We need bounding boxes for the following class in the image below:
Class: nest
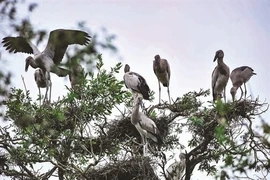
[85,156,160,180]
[74,115,169,155]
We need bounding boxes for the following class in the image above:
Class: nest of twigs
[85,156,160,180]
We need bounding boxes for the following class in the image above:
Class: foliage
[0,1,270,180]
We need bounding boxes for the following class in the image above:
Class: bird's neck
[131,102,140,124]
[30,59,39,69]
[154,60,162,72]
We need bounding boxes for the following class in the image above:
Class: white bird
[69,63,85,99]
[166,153,186,180]
[124,64,150,100]
[131,95,162,156]
[2,29,91,96]
[153,54,171,104]
[230,66,256,101]
[34,69,51,105]
[212,50,230,102]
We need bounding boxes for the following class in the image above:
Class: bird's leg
[141,135,146,156]
[44,85,49,104]
[223,87,226,103]
[49,80,52,103]
[167,86,171,104]
[244,83,247,99]
[158,81,161,104]
[38,87,41,106]
[239,86,243,101]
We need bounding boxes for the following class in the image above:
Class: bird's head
[25,56,33,72]
[135,94,143,105]
[214,50,224,62]
[154,54,160,61]
[230,87,237,102]
[124,64,130,73]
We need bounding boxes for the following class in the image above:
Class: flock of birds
[1,29,257,180]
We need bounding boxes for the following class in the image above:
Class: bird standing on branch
[153,54,171,104]
[69,63,85,99]
[131,95,162,156]
[123,64,150,100]
[212,50,230,102]
[34,68,51,105]
[230,66,256,101]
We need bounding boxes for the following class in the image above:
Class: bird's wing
[165,59,171,80]
[211,66,219,97]
[123,73,139,90]
[44,29,91,64]
[133,72,150,100]
[2,37,40,55]
[138,112,159,135]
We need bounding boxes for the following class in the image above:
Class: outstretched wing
[44,29,91,64]
[2,37,40,55]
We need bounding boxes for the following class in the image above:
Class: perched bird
[2,29,91,96]
[131,95,162,156]
[220,170,229,180]
[34,68,51,105]
[69,64,84,89]
[166,153,186,180]
[212,50,230,102]
[230,66,256,101]
[153,54,171,104]
[123,64,150,100]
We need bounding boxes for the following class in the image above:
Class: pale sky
[1,0,270,179]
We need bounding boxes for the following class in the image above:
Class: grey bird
[34,68,51,105]
[153,54,171,104]
[69,64,85,99]
[212,50,230,102]
[2,29,91,92]
[166,153,186,180]
[131,95,162,156]
[220,170,229,180]
[124,64,150,100]
[230,66,256,101]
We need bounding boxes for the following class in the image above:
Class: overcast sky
[1,0,270,179]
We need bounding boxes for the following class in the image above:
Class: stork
[166,153,186,180]
[153,54,171,104]
[2,29,91,94]
[230,66,256,101]
[34,68,51,105]
[220,170,229,180]
[131,95,162,156]
[69,63,85,99]
[212,50,230,102]
[123,64,150,100]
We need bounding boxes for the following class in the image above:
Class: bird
[2,29,91,97]
[212,50,230,103]
[123,64,150,100]
[153,54,171,104]
[230,66,256,101]
[166,153,186,180]
[131,95,162,156]
[34,68,51,105]
[220,170,229,180]
[69,63,85,99]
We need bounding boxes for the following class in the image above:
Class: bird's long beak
[213,55,218,62]
[25,60,30,72]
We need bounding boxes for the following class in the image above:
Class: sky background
[1,0,270,179]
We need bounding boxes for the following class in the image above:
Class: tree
[0,1,269,180]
